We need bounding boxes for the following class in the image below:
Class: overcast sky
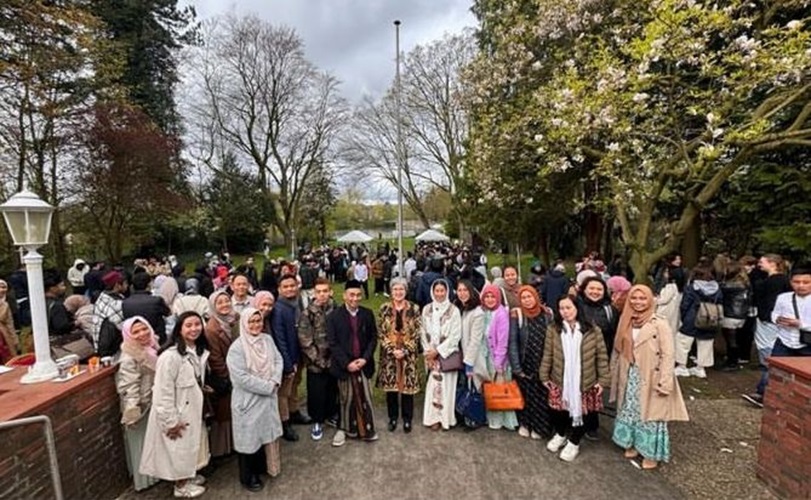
[190,0,476,102]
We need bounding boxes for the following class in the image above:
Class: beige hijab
[239,307,273,379]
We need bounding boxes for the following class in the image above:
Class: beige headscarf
[614,284,656,364]
[239,307,273,380]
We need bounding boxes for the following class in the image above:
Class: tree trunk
[680,218,701,269]
[602,217,614,262]
[535,232,550,267]
[628,249,654,286]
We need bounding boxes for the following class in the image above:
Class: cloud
[190,0,475,101]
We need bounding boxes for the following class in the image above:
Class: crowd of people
[0,246,808,497]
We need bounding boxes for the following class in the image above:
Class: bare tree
[187,15,346,248]
[341,94,431,229]
[341,32,474,231]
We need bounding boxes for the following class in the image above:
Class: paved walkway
[120,407,682,500]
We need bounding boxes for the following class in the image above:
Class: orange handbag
[482,379,525,411]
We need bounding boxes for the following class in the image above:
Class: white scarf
[428,282,452,344]
[561,321,584,426]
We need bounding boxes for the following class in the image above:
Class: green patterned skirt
[612,365,670,462]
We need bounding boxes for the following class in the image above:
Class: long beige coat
[115,340,156,425]
[139,346,210,481]
[460,307,489,390]
[609,316,689,422]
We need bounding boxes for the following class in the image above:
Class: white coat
[656,283,681,349]
[227,336,284,454]
[139,346,209,481]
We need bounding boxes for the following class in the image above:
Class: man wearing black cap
[326,279,378,446]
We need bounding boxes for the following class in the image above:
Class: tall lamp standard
[394,19,405,278]
[0,189,58,384]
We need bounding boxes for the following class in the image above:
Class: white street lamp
[0,189,58,384]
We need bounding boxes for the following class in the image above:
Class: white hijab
[428,279,452,343]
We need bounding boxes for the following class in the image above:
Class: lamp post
[0,189,58,384]
[394,20,405,278]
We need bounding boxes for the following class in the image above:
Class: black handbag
[792,294,811,345]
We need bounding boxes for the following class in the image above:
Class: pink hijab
[121,316,159,368]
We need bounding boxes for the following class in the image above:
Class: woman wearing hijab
[115,316,160,491]
[455,280,488,392]
[0,280,17,362]
[377,277,421,433]
[253,290,275,333]
[421,279,462,431]
[481,284,518,431]
[227,307,283,492]
[540,295,610,462]
[509,286,552,439]
[205,290,239,459]
[611,285,689,469]
[139,312,210,498]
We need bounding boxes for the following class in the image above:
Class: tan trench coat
[609,316,689,422]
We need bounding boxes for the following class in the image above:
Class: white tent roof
[415,229,450,242]
[337,230,374,243]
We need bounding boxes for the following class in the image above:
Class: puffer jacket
[679,280,723,339]
[721,282,750,320]
[539,322,610,391]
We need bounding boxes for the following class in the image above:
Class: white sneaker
[518,426,530,438]
[530,431,542,440]
[332,429,346,447]
[189,475,206,486]
[174,483,205,498]
[690,366,707,379]
[559,442,580,462]
[674,365,691,377]
[546,434,568,453]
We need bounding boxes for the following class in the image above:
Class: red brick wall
[757,358,811,499]
[0,371,130,499]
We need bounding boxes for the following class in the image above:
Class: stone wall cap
[768,356,811,379]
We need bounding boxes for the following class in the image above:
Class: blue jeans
[760,339,811,395]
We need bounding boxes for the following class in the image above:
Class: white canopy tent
[415,229,450,242]
[337,230,374,243]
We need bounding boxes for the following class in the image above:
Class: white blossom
[607,142,620,152]
[786,20,803,31]
[534,134,544,142]
[632,92,650,102]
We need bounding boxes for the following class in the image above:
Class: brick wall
[757,357,811,499]
[0,371,129,499]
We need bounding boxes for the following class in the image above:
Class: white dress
[421,301,462,429]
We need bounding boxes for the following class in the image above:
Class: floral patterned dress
[376,301,421,395]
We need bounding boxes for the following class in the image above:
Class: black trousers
[737,317,756,362]
[374,278,385,294]
[722,327,740,365]
[237,449,265,485]
[551,410,598,446]
[386,392,414,422]
[307,370,338,424]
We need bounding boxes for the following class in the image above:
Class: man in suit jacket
[326,279,378,446]
[122,271,171,344]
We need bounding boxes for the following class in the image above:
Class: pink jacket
[486,305,510,371]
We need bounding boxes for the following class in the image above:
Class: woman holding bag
[611,285,689,470]
[227,307,284,492]
[115,316,160,491]
[540,295,610,462]
[481,284,518,431]
[509,286,552,440]
[421,279,462,431]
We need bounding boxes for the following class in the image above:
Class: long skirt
[124,417,160,491]
[423,367,458,429]
[612,365,671,462]
[516,376,551,437]
[337,373,376,437]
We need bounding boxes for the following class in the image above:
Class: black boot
[282,421,299,442]
[237,453,253,488]
[290,411,312,425]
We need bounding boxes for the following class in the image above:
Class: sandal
[624,448,640,459]
[641,459,659,470]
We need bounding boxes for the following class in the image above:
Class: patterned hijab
[614,284,656,363]
[239,307,273,379]
[209,290,238,334]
